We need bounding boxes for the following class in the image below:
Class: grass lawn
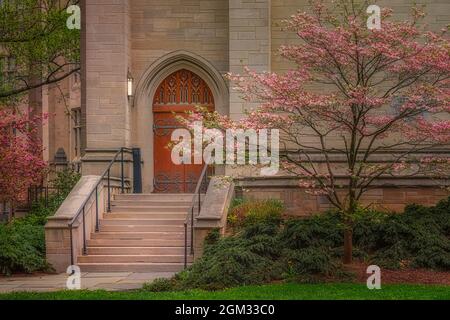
[1,283,449,300]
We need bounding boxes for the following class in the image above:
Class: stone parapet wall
[194,177,235,260]
[45,176,124,273]
[237,183,449,216]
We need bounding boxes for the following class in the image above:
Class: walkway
[0,272,175,293]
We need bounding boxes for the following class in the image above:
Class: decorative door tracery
[153,69,214,193]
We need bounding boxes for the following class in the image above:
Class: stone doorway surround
[131,51,230,193]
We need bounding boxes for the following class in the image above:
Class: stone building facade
[38,0,450,215]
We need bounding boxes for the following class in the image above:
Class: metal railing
[184,164,213,268]
[27,186,61,209]
[68,147,135,266]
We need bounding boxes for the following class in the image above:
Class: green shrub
[204,228,221,245]
[352,197,450,270]
[283,247,338,279]
[281,213,343,249]
[142,197,450,291]
[181,232,284,291]
[0,169,80,275]
[228,199,284,229]
[144,217,286,291]
[52,169,82,197]
[0,224,49,275]
[145,201,341,291]
[142,278,179,292]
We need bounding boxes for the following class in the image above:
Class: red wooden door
[153,69,214,193]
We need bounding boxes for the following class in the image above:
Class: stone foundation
[237,184,449,216]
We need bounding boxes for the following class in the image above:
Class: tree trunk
[343,227,353,264]
[344,193,356,264]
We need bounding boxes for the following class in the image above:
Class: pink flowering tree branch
[0,108,48,209]
[186,0,450,264]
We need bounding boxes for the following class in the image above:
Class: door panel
[153,69,214,193]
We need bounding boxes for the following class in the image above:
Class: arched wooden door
[153,69,214,193]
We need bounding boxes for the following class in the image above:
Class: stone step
[105,212,187,219]
[87,246,187,255]
[99,225,185,233]
[77,262,186,273]
[111,200,193,207]
[87,239,185,247]
[80,193,198,271]
[110,206,190,213]
[77,255,192,264]
[100,219,185,226]
[114,194,196,201]
[91,231,184,240]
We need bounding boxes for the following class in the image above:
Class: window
[0,56,15,82]
[0,202,11,224]
[71,108,82,158]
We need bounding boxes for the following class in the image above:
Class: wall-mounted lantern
[127,71,133,98]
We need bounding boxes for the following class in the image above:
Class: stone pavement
[0,272,175,293]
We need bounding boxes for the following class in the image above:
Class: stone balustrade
[45,176,124,273]
[193,177,235,259]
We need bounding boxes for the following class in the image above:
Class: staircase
[77,193,195,272]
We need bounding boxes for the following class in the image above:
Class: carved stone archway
[131,51,229,192]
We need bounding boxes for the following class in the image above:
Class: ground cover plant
[144,197,450,292]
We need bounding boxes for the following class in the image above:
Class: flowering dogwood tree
[0,109,47,209]
[190,1,450,263]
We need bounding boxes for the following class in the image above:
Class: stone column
[82,0,132,175]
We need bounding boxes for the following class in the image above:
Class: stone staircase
[77,194,195,272]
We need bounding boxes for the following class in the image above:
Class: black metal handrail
[27,186,61,209]
[184,163,212,268]
[68,147,134,266]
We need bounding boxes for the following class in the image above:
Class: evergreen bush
[142,197,450,291]
[0,169,80,275]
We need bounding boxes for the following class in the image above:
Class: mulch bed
[347,263,450,286]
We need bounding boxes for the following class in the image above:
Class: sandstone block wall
[79,0,449,193]
[240,185,449,216]
[130,0,229,83]
[229,0,271,119]
[271,0,450,73]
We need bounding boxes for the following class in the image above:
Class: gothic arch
[134,50,229,115]
[131,51,229,192]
